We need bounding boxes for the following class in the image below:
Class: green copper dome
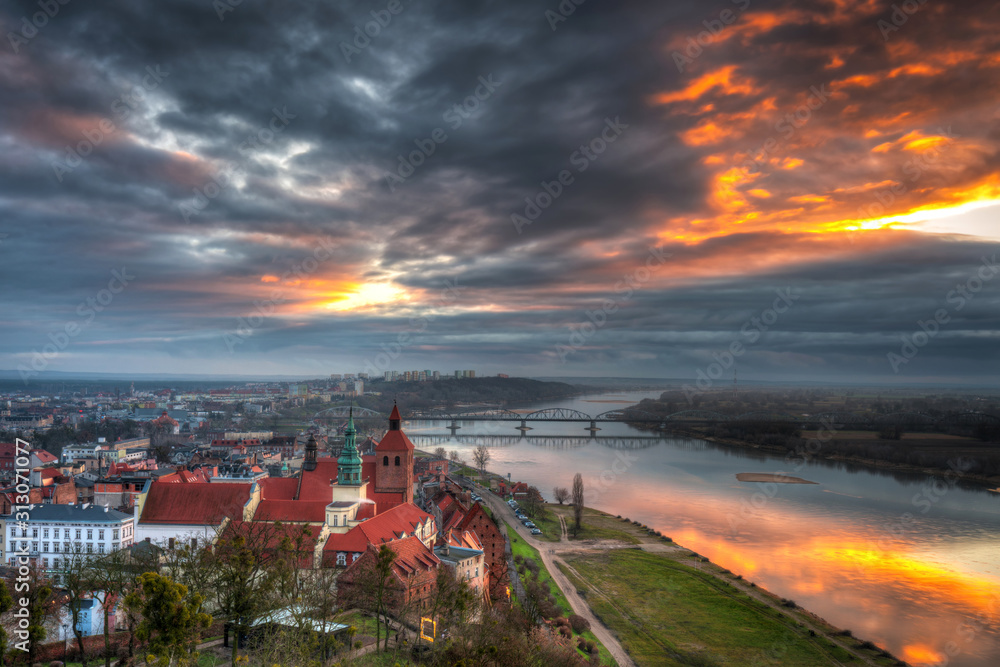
[337,407,363,485]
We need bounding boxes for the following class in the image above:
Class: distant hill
[361,377,580,412]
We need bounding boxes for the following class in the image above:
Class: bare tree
[448,450,460,463]
[433,446,448,460]
[473,444,491,480]
[572,473,584,532]
[553,487,570,505]
[339,544,398,652]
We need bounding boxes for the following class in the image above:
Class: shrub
[569,614,590,634]
[780,599,797,608]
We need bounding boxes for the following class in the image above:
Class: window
[31,542,38,553]
[87,529,93,540]
[98,544,104,554]
[168,538,175,550]
[53,543,59,553]
[98,530,104,540]
[86,543,93,553]
[191,538,198,550]
[113,529,119,540]
[42,528,49,539]
[42,542,48,552]
[332,515,338,527]
[32,528,37,538]
[20,528,26,538]
[42,558,47,567]
[336,553,346,566]
[75,529,81,539]
[394,456,400,466]
[382,456,388,466]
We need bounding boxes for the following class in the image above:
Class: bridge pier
[517,418,532,432]
[448,419,461,435]
[586,420,600,433]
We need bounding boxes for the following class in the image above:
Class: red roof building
[337,536,440,614]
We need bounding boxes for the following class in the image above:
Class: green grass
[559,549,856,666]
[525,505,563,541]
[505,522,613,666]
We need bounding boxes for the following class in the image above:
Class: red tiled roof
[389,404,401,421]
[140,481,251,524]
[32,449,57,463]
[323,503,433,553]
[254,499,328,523]
[258,476,299,499]
[387,536,440,578]
[375,429,414,452]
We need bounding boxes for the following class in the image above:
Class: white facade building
[7,504,135,579]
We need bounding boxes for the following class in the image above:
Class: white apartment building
[7,504,135,579]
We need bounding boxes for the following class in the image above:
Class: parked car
[531,528,542,535]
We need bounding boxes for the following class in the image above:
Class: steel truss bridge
[408,407,1000,433]
[409,433,673,450]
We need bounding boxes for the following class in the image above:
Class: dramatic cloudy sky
[2,0,999,383]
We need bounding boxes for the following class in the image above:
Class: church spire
[389,400,401,431]
[337,405,362,485]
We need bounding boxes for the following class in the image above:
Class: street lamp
[63,622,69,662]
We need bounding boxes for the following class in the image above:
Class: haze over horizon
[2,0,999,384]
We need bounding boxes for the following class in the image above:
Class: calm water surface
[407,391,1000,667]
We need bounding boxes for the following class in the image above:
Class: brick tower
[374,403,414,503]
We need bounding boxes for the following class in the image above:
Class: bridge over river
[312,403,1000,435]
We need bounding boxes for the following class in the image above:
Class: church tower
[337,408,363,485]
[374,403,414,503]
[303,433,317,471]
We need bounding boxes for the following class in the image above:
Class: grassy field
[558,549,905,667]
[535,504,644,544]
[506,522,614,665]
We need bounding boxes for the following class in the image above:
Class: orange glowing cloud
[652,66,757,106]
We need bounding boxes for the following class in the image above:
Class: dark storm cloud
[1,0,999,381]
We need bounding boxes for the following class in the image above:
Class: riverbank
[681,430,1000,489]
[457,459,909,667]
[530,503,909,667]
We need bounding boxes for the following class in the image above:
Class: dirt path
[477,486,892,667]
[481,490,636,667]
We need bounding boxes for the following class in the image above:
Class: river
[404,390,1000,667]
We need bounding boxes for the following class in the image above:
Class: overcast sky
[2,0,999,384]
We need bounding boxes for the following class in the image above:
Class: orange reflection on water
[902,643,946,666]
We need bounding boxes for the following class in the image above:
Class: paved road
[476,486,637,667]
